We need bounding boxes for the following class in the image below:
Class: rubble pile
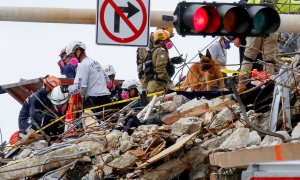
[1,93,300,179]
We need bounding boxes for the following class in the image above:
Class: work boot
[237,84,247,93]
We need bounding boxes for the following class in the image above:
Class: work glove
[61,84,69,93]
[171,55,184,64]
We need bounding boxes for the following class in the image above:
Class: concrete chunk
[248,131,261,146]
[220,128,250,150]
[171,117,203,136]
[107,153,137,170]
[160,101,177,113]
[292,126,300,138]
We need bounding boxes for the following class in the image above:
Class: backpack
[137,47,175,80]
[136,48,148,79]
[136,47,156,79]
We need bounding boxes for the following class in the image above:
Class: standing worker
[208,36,231,70]
[57,47,78,78]
[237,0,300,93]
[61,41,111,114]
[146,29,184,94]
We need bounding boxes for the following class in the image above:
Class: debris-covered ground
[2,84,300,180]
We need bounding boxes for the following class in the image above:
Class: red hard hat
[43,75,62,91]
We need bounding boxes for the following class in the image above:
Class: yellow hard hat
[153,29,171,42]
[157,27,174,35]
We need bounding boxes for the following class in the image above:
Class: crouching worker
[18,75,61,134]
[43,86,70,138]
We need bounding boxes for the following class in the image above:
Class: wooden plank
[162,100,236,125]
[209,142,300,168]
[139,130,200,169]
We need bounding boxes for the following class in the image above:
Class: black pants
[84,95,111,115]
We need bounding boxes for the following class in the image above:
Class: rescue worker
[57,47,67,75]
[146,29,184,94]
[44,86,70,136]
[58,47,78,78]
[61,41,111,115]
[121,79,141,100]
[104,64,122,101]
[237,0,300,93]
[208,36,231,69]
[137,27,175,90]
[18,75,61,133]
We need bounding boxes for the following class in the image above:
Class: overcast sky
[0,0,239,142]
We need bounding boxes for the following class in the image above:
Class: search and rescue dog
[181,50,225,91]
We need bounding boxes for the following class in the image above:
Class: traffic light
[173,2,280,37]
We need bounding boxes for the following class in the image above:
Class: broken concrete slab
[171,117,203,136]
[0,144,84,179]
[219,128,250,150]
[107,153,137,171]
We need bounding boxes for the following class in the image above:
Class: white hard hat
[66,41,86,56]
[49,86,70,105]
[121,79,141,90]
[104,64,116,76]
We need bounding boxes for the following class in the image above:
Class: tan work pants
[240,33,279,80]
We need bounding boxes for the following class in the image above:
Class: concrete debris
[160,101,178,113]
[177,98,207,112]
[3,91,300,179]
[292,125,300,138]
[120,140,133,153]
[249,131,261,146]
[173,95,189,108]
[220,128,250,150]
[137,124,158,132]
[107,153,137,171]
[171,117,203,136]
[260,131,291,147]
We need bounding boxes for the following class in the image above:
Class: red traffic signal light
[173,2,280,37]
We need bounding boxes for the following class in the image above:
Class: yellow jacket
[247,0,299,13]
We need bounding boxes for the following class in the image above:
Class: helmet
[157,27,174,36]
[104,64,116,76]
[121,79,141,90]
[153,29,171,42]
[66,41,86,56]
[49,86,69,105]
[43,75,61,90]
[59,47,67,58]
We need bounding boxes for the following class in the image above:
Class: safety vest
[247,0,299,13]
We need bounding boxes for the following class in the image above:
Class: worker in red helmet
[18,75,61,134]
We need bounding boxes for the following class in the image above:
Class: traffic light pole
[0,6,174,28]
[0,6,299,33]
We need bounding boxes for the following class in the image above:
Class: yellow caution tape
[219,69,248,75]
[36,72,251,134]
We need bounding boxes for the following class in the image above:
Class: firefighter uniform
[147,45,171,94]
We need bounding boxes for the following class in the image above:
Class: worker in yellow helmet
[146,29,184,93]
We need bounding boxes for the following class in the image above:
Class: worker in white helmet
[104,64,122,101]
